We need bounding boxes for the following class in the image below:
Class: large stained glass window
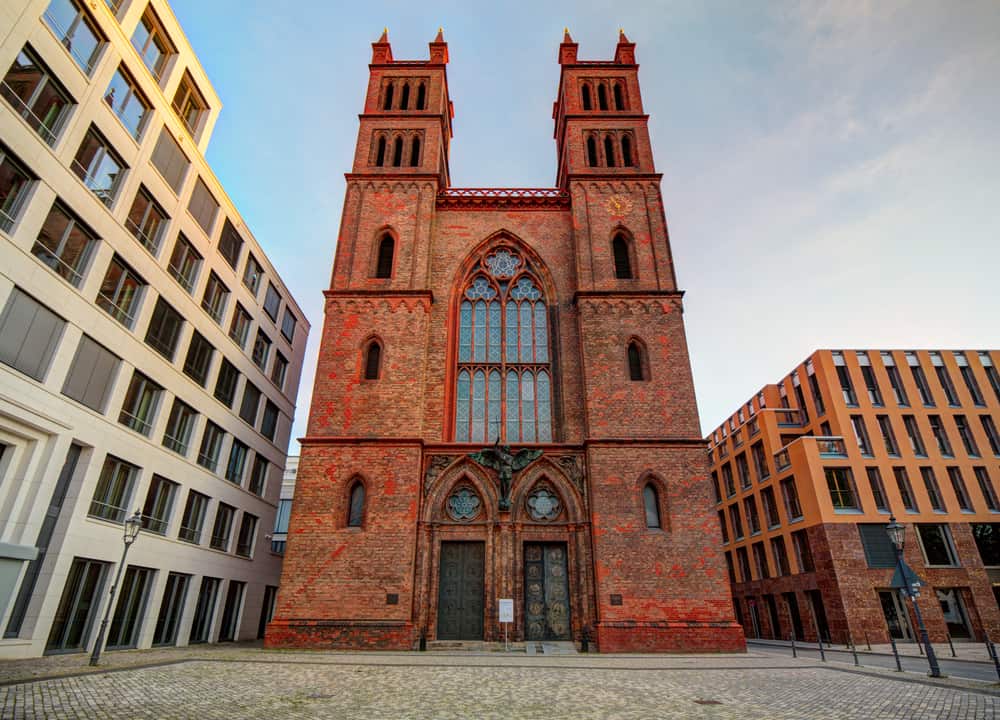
[455,247,552,443]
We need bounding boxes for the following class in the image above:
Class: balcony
[774,408,805,427]
[773,448,792,472]
[815,436,848,457]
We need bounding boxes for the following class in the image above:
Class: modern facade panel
[709,349,1000,645]
[0,0,309,658]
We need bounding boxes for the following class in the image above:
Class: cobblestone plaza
[1,645,997,719]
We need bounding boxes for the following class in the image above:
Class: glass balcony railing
[815,436,848,457]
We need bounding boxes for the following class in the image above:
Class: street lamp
[89,509,143,667]
[885,515,942,678]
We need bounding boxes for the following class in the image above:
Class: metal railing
[96,292,137,327]
[141,514,168,535]
[235,542,252,558]
[1,82,61,145]
[178,526,201,544]
[43,10,101,74]
[119,410,152,436]
[31,244,85,286]
[71,159,120,207]
[815,436,848,457]
[162,433,188,455]
[774,448,792,472]
[210,535,229,552]
[197,453,218,473]
[125,217,162,254]
[440,188,568,199]
[88,500,128,523]
[167,262,196,292]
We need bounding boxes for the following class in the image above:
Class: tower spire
[429,26,449,64]
[372,27,393,63]
[559,26,578,64]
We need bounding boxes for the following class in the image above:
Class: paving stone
[0,646,997,719]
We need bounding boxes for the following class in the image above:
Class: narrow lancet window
[604,136,616,167]
[644,484,661,528]
[613,82,625,110]
[628,341,646,381]
[587,136,598,167]
[613,234,633,279]
[416,83,426,110]
[582,84,592,110]
[375,234,394,278]
[621,135,633,167]
[410,137,421,167]
[364,341,381,380]
[348,481,365,527]
[392,137,403,166]
[375,136,386,166]
[400,83,410,110]
[598,83,608,110]
[383,83,394,110]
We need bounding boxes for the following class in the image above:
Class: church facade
[266,30,745,652]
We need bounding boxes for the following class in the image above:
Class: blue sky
[169,1,1000,450]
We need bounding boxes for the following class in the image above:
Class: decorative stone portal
[436,541,485,640]
[524,543,571,640]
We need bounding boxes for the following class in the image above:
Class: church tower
[268,30,743,653]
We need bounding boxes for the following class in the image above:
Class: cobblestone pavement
[1,646,998,719]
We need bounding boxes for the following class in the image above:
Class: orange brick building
[265,31,743,652]
[709,349,1000,646]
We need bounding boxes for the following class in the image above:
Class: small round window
[526,488,561,521]
[447,487,481,521]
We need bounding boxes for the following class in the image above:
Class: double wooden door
[524,543,571,641]
[437,542,485,640]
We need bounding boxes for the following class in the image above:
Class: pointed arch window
[364,340,382,380]
[612,233,632,279]
[416,83,426,110]
[375,135,387,166]
[410,136,421,167]
[597,83,608,110]
[454,247,552,444]
[392,136,403,166]
[586,136,598,167]
[621,135,633,167]
[643,483,661,528]
[400,83,410,110]
[383,83,394,110]
[581,84,592,110]
[347,480,365,527]
[628,340,648,381]
[613,82,625,110]
[375,234,394,278]
[604,136,616,167]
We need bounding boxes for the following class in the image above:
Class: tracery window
[454,246,553,443]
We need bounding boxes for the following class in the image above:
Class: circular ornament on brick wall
[447,487,482,521]
[526,488,561,521]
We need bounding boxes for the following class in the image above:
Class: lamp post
[89,509,143,667]
[885,515,942,678]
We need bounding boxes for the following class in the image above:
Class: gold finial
[619,27,624,33]
[439,26,443,33]
[384,26,388,33]
[564,27,569,33]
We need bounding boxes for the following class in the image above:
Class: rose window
[526,488,561,521]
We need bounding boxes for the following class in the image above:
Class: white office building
[0,0,309,658]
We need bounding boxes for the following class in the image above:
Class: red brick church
[266,29,744,652]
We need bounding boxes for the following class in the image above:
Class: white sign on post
[498,598,514,651]
[498,598,514,623]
